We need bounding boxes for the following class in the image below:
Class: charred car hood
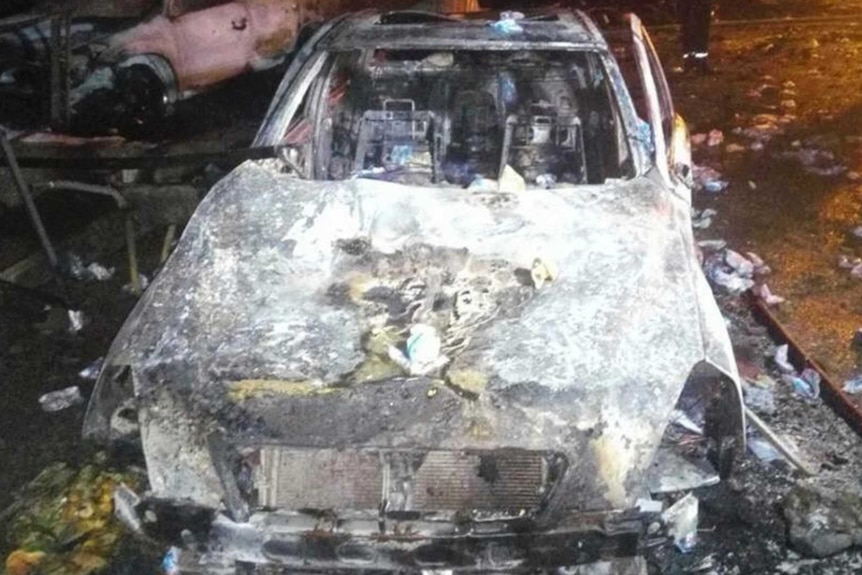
[86,161,740,511]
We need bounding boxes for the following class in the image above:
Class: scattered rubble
[784,485,862,558]
[2,458,147,575]
[663,493,699,553]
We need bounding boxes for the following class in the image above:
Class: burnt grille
[252,447,555,512]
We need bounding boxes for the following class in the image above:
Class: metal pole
[0,129,59,270]
[49,14,62,129]
[125,213,141,294]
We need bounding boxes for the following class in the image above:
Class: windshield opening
[279,48,635,188]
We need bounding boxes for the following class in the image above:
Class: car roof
[323,9,609,52]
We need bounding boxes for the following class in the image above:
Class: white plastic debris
[78,357,104,381]
[39,386,83,412]
[843,376,862,395]
[114,483,143,533]
[838,255,862,269]
[122,274,150,293]
[663,493,699,553]
[725,250,755,278]
[693,165,729,193]
[697,239,727,252]
[774,344,795,374]
[692,208,717,230]
[636,498,664,513]
[536,173,556,189]
[754,283,785,306]
[67,309,86,333]
[707,129,724,147]
[85,262,115,281]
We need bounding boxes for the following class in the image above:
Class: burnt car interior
[279,48,636,187]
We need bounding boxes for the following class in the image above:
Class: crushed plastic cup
[39,386,84,412]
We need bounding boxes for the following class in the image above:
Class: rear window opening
[280,49,634,188]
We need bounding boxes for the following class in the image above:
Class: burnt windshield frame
[301,47,640,186]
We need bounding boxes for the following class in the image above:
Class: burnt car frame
[84,9,744,573]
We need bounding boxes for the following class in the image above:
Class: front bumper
[180,509,650,572]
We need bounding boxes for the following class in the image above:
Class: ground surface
[5,0,862,573]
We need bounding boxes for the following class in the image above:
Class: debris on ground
[2,457,146,575]
[64,254,116,282]
[703,248,757,294]
[387,323,448,376]
[122,274,149,294]
[78,358,104,381]
[775,145,846,177]
[754,283,786,306]
[783,368,821,402]
[693,164,729,193]
[692,208,717,230]
[38,386,84,412]
[748,435,784,462]
[663,493,699,553]
[784,485,862,558]
[67,310,86,334]
[843,376,862,395]
[774,344,796,374]
[743,380,777,415]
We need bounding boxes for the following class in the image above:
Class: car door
[606,14,692,200]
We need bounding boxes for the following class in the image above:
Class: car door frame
[618,14,693,201]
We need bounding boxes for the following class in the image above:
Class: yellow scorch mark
[447,369,488,396]
[590,433,630,507]
[228,379,337,401]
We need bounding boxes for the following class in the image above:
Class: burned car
[84,9,745,573]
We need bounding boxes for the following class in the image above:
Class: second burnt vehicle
[84,9,745,573]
